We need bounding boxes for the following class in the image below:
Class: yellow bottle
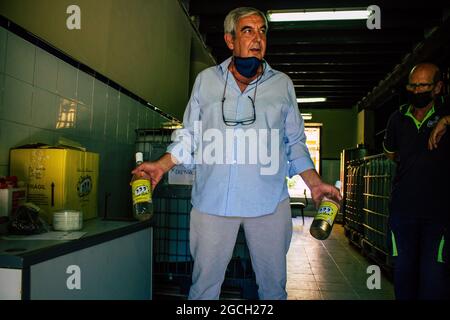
[310,181,341,240]
[131,152,153,221]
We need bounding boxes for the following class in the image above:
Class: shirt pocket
[198,101,224,130]
[254,100,286,130]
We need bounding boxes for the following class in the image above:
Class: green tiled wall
[0,26,170,217]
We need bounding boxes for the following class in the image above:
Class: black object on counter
[8,204,49,235]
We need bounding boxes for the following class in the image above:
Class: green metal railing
[344,153,396,267]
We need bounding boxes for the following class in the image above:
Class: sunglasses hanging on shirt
[221,60,265,126]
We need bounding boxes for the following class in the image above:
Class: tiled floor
[286,216,395,300]
[153,215,395,300]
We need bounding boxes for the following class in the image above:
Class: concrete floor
[287,216,395,300]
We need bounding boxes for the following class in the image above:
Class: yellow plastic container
[10,146,99,224]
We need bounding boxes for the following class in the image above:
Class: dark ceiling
[187,0,447,110]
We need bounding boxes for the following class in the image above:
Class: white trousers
[188,198,292,300]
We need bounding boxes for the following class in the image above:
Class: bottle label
[315,201,339,226]
[131,179,152,205]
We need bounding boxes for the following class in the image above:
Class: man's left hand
[310,183,342,209]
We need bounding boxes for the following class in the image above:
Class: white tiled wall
[0,26,171,217]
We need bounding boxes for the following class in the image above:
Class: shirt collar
[406,103,435,117]
[405,103,436,130]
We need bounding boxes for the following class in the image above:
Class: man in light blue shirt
[133,7,341,300]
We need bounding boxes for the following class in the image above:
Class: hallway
[286,216,395,300]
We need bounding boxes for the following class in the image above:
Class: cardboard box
[0,188,27,217]
[10,145,99,224]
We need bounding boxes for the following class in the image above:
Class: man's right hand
[131,153,176,190]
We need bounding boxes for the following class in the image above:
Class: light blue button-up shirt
[167,57,314,217]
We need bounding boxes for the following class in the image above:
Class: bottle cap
[135,152,143,163]
[334,180,341,189]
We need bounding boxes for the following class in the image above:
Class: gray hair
[224,7,268,36]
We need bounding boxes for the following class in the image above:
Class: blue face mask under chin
[233,56,262,78]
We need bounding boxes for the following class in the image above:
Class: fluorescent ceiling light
[267,9,371,22]
[297,97,327,103]
[301,113,313,120]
